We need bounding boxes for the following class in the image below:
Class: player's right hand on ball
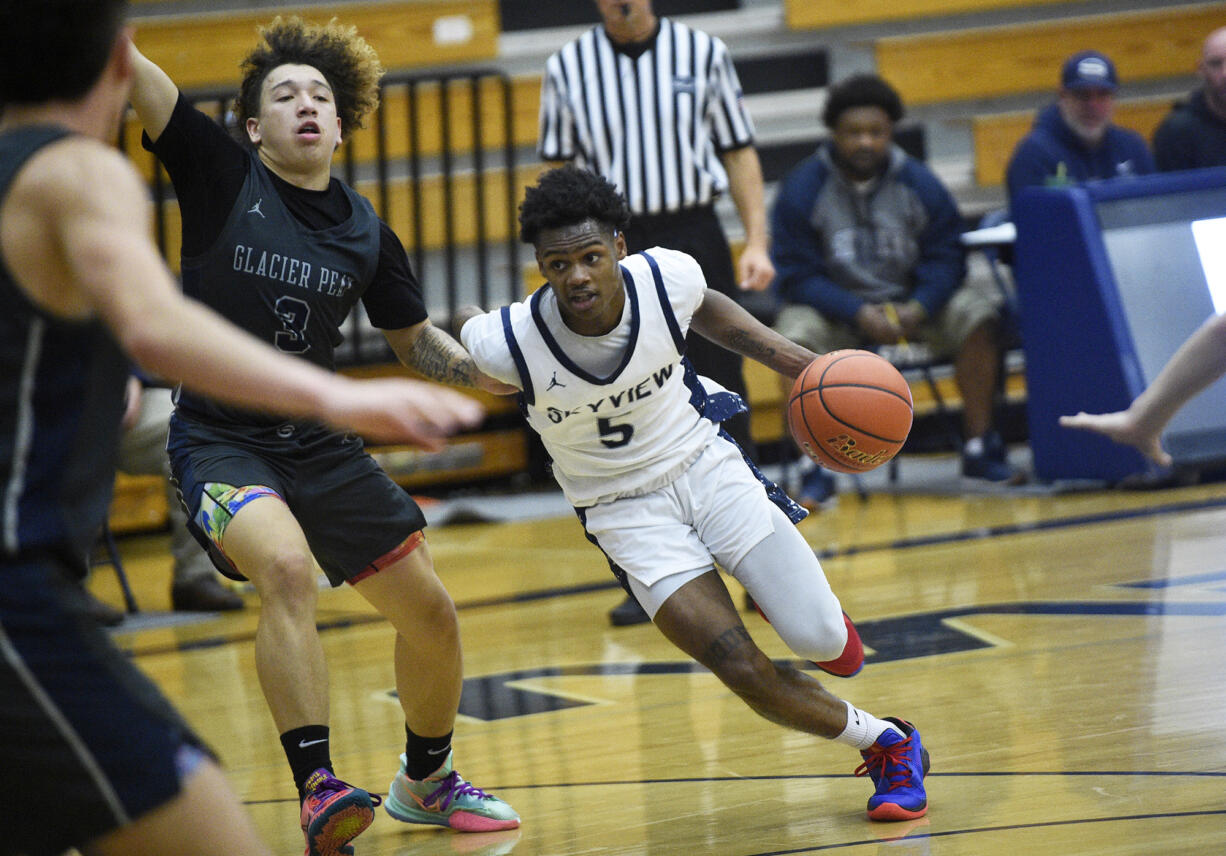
[326,377,484,449]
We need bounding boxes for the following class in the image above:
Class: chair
[90,523,139,614]
[876,340,964,485]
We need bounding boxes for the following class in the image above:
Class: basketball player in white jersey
[457,165,930,822]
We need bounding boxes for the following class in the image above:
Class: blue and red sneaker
[300,769,380,856]
[854,718,930,821]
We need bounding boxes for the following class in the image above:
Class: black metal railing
[121,67,522,367]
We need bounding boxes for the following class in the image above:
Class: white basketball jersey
[464,248,723,506]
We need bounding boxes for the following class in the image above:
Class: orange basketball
[787,349,914,474]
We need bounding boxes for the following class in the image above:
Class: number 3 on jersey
[598,416,634,448]
[274,295,311,354]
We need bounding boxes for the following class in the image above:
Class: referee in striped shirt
[539,0,775,626]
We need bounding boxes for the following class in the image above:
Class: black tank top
[0,126,129,568]
[176,150,381,429]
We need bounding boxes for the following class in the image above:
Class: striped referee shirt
[538,17,756,216]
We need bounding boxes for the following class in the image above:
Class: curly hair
[822,73,904,129]
[236,16,383,132]
[519,166,631,246]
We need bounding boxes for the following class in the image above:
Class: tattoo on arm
[408,326,479,387]
[722,326,779,366]
[701,626,754,669]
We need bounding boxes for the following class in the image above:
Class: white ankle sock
[963,435,986,456]
[834,701,898,750]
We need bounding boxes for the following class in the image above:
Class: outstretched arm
[1060,312,1226,465]
[384,320,518,394]
[13,138,480,448]
[690,288,815,379]
[126,37,179,142]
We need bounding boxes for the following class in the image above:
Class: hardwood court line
[1119,568,1226,588]
[233,767,1226,808]
[112,493,1226,660]
[415,770,1226,789]
[739,808,1226,855]
[811,494,1226,560]
[118,591,1226,662]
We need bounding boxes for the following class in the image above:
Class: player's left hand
[737,245,775,292]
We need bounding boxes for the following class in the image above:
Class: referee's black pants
[624,204,756,459]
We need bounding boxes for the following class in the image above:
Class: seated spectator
[118,375,245,612]
[1153,27,1226,171]
[771,74,1021,508]
[1006,50,1154,209]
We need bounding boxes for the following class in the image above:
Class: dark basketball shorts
[0,555,210,856]
[167,415,428,586]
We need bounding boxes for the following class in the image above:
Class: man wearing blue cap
[1005,49,1154,210]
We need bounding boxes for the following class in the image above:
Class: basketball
[787,349,914,474]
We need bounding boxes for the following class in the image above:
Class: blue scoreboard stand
[1012,168,1226,482]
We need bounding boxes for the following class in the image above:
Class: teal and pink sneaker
[385,752,520,832]
[300,769,379,856]
[854,718,930,821]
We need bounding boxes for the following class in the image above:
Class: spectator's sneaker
[385,752,520,832]
[812,611,864,677]
[962,431,1026,484]
[798,467,837,510]
[300,769,379,856]
[854,718,930,821]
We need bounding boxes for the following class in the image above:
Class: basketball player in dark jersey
[0,2,483,854]
[127,18,520,854]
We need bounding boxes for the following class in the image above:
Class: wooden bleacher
[143,161,547,273]
[784,0,1079,30]
[109,474,170,535]
[344,76,541,164]
[130,0,499,91]
[972,95,1178,187]
[875,2,1216,105]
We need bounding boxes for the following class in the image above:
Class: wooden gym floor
[91,459,1226,855]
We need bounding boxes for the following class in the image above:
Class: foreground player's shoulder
[8,136,149,253]
[22,137,149,231]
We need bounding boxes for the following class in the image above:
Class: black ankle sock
[404,724,453,781]
[281,725,332,799]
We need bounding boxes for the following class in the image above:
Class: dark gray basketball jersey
[176,151,381,429]
[0,126,129,567]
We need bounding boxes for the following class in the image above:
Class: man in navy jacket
[1006,50,1154,209]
